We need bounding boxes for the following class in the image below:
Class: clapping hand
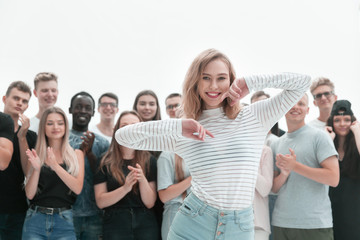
[128,163,146,183]
[276,148,297,176]
[123,170,137,192]
[26,149,42,172]
[80,131,95,154]
[45,147,58,170]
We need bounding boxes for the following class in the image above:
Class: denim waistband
[184,192,253,220]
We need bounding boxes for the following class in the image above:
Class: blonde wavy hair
[35,107,79,176]
[182,49,241,120]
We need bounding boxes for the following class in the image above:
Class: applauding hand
[276,148,297,175]
[26,149,42,172]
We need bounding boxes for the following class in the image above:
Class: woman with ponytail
[22,107,84,239]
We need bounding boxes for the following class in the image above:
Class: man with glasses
[308,77,337,130]
[90,92,119,142]
[165,93,181,119]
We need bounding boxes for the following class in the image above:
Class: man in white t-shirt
[90,92,119,142]
[29,72,58,133]
[308,77,337,130]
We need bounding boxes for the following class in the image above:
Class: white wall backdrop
[1,0,360,130]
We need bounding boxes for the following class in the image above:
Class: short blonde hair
[34,72,58,90]
[182,49,241,120]
[310,77,335,94]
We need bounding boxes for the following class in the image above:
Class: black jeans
[103,208,159,240]
[0,212,26,240]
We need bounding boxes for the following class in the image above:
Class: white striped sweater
[116,73,311,210]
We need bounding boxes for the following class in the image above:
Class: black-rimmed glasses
[99,102,118,108]
[166,103,180,110]
[313,91,334,100]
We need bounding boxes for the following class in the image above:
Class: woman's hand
[123,170,137,192]
[325,126,336,140]
[220,78,250,106]
[44,147,59,171]
[182,119,214,141]
[128,163,147,183]
[26,149,42,172]
[350,121,360,133]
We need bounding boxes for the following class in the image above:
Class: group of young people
[0,49,359,240]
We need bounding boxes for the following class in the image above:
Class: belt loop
[234,211,239,224]
[198,203,206,216]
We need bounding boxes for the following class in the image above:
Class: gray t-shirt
[271,125,337,229]
[157,151,191,206]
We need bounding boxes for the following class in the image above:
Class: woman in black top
[94,110,158,240]
[326,100,360,240]
[22,107,84,240]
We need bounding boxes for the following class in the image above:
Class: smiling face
[98,96,119,121]
[70,95,94,131]
[34,80,58,110]
[333,114,352,137]
[312,85,337,112]
[198,59,230,110]
[285,95,309,125]
[45,112,65,140]
[136,95,157,121]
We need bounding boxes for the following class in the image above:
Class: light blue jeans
[162,202,182,240]
[22,208,76,240]
[168,193,254,240]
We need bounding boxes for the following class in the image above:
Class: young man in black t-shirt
[0,81,37,240]
[0,112,14,169]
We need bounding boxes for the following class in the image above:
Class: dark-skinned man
[68,91,109,240]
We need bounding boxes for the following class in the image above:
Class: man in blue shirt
[68,91,109,240]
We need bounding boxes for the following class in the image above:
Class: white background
[1,0,360,130]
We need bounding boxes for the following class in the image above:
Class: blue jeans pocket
[59,210,74,225]
[238,213,254,232]
[178,203,199,218]
[25,209,35,220]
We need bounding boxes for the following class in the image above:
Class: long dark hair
[132,90,161,121]
[327,115,360,179]
[99,111,151,193]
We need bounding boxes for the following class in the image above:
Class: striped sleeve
[246,73,311,131]
[115,119,183,152]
